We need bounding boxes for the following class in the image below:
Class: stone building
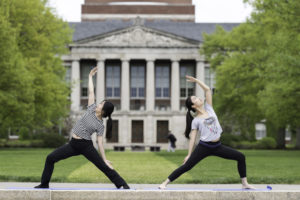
[64,0,238,149]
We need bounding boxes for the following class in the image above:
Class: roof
[69,20,240,42]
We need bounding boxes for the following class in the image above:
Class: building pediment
[73,25,200,48]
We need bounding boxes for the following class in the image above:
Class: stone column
[196,60,205,99]
[96,59,105,104]
[171,59,180,111]
[71,59,80,111]
[121,59,130,111]
[146,60,155,111]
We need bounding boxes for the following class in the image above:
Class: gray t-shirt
[191,102,223,142]
[72,103,104,140]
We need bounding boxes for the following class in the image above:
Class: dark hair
[184,96,196,139]
[102,101,114,139]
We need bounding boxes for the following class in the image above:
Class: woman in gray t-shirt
[159,75,254,190]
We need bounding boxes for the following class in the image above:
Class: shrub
[255,137,276,149]
[40,133,67,148]
[19,127,30,140]
[0,140,44,148]
[221,133,242,147]
[4,140,31,148]
[235,141,255,149]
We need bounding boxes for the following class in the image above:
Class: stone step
[1,189,300,200]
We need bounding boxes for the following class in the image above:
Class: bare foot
[242,184,256,189]
[158,183,167,190]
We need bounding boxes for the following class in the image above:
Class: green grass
[0,149,299,184]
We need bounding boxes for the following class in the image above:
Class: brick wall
[82,5,195,14]
[85,0,192,4]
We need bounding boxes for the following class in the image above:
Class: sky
[46,0,253,23]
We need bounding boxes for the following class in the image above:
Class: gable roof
[69,20,240,42]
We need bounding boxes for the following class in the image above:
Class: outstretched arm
[97,135,114,169]
[88,67,97,106]
[186,75,212,106]
[183,129,197,164]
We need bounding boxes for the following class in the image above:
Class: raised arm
[88,67,97,106]
[186,75,212,106]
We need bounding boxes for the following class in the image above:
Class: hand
[89,67,98,77]
[105,159,114,169]
[186,75,199,83]
[183,155,190,165]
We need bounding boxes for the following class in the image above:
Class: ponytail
[184,96,195,139]
[184,110,194,139]
[102,100,114,140]
[106,115,112,140]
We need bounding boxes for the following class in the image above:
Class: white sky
[46,0,253,23]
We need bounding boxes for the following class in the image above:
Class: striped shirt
[72,103,104,140]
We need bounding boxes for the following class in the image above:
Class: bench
[113,146,126,151]
[113,145,161,152]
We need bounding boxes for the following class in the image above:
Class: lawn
[0,149,299,184]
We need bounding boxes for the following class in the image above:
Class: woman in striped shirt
[35,67,130,189]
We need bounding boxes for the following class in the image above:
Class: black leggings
[40,138,127,188]
[168,142,246,182]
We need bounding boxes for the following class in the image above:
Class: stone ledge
[1,189,300,200]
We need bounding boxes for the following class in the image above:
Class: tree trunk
[276,127,286,149]
[295,127,300,149]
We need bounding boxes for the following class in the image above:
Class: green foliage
[255,137,276,149]
[0,1,35,129]
[201,0,300,146]
[221,133,243,147]
[0,140,43,148]
[19,127,30,140]
[0,0,72,131]
[38,133,67,148]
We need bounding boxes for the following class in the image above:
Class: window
[132,120,144,143]
[155,61,171,110]
[64,62,72,99]
[157,121,169,143]
[130,61,146,110]
[80,60,97,108]
[180,61,195,98]
[155,63,170,98]
[64,62,71,84]
[205,66,216,90]
[255,123,266,140]
[130,62,145,98]
[80,60,96,97]
[106,61,121,98]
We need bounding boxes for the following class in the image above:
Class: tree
[201,0,300,148]
[0,1,34,135]
[0,0,72,135]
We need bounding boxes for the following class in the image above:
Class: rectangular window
[106,61,121,98]
[130,60,146,110]
[180,61,195,98]
[155,62,170,98]
[205,66,215,89]
[130,62,145,98]
[80,60,96,97]
[132,120,144,143]
[64,62,71,84]
[64,62,72,99]
[80,60,96,109]
[157,121,169,143]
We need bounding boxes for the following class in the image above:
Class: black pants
[40,138,127,188]
[168,141,246,182]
